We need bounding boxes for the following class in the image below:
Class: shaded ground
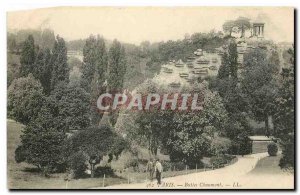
[248,154,292,175]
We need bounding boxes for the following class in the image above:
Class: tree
[108,39,126,91]
[216,41,244,116]
[218,52,230,79]
[20,35,36,77]
[50,35,69,91]
[273,47,294,169]
[134,109,174,157]
[234,131,252,155]
[80,35,108,125]
[124,80,169,157]
[81,35,108,93]
[89,72,105,126]
[15,103,67,176]
[228,42,238,79]
[210,136,231,156]
[217,42,238,79]
[7,53,21,87]
[40,29,56,49]
[67,151,88,178]
[222,20,236,37]
[214,41,250,145]
[33,48,52,95]
[7,74,44,125]
[48,82,90,131]
[107,40,127,126]
[7,34,17,53]
[242,48,280,136]
[274,49,294,136]
[163,83,229,166]
[235,17,251,38]
[66,125,127,178]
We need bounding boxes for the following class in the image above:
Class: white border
[1,1,298,195]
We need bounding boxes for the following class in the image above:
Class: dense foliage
[15,103,67,175]
[65,125,127,177]
[8,74,45,125]
[267,142,278,156]
[273,47,295,169]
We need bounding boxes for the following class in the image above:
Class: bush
[267,142,278,156]
[94,166,114,177]
[161,161,172,171]
[165,161,186,171]
[279,135,294,169]
[210,154,235,167]
[210,136,231,156]
[229,132,252,155]
[126,158,139,169]
[68,151,87,178]
[15,145,27,163]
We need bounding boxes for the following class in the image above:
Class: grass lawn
[248,154,293,175]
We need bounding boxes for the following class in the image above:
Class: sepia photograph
[6,6,295,190]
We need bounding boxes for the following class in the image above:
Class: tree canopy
[8,74,45,125]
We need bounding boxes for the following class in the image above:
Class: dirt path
[92,152,294,189]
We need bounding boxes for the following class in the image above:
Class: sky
[7,7,294,44]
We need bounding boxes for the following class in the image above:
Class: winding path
[93,152,294,189]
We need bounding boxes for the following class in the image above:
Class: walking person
[155,159,163,185]
[146,158,155,181]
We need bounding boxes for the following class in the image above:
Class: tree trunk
[148,146,152,159]
[265,115,270,137]
[241,26,245,38]
[153,147,158,156]
[91,164,95,178]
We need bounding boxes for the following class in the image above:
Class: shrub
[161,161,172,171]
[267,142,278,156]
[210,136,231,156]
[229,132,252,155]
[210,154,235,167]
[94,166,114,177]
[15,145,27,163]
[68,151,87,178]
[279,135,294,169]
[167,161,186,171]
[126,158,139,169]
